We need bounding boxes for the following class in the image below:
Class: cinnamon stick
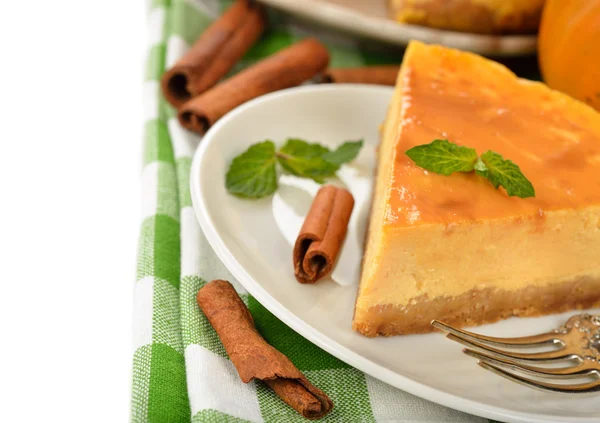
[161,0,266,108]
[321,65,400,86]
[293,185,354,284]
[197,280,334,419]
[178,38,330,134]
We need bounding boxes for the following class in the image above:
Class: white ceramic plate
[190,85,600,423]
[257,0,537,56]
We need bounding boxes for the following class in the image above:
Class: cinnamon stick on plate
[294,185,354,284]
[197,280,334,419]
[321,65,400,86]
[178,38,330,135]
[161,0,266,108]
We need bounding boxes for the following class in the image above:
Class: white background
[0,0,145,420]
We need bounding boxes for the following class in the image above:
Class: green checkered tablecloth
[132,1,502,421]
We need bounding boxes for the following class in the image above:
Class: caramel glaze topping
[386,46,600,226]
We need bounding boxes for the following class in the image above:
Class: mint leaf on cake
[405,139,478,175]
[475,151,535,198]
[406,139,535,198]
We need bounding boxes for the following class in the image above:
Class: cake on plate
[353,41,600,337]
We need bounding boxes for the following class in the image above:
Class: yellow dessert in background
[353,41,600,337]
[388,0,545,33]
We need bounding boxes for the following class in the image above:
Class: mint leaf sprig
[226,139,363,198]
[406,139,534,198]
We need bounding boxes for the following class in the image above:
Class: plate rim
[256,0,537,56]
[190,84,597,423]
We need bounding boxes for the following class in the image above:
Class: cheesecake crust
[353,275,600,337]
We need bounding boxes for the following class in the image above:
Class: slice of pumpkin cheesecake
[354,41,600,337]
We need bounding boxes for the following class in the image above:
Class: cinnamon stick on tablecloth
[294,185,354,284]
[197,280,334,420]
[178,38,330,134]
[321,65,400,86]
[161,0,266,108]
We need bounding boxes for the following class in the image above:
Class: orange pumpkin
[538,0,600,111]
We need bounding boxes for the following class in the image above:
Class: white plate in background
[190,85,600,423]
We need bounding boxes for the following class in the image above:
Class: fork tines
[431,320,600,394]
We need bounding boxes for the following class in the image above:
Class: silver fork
[431,313,600,394]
